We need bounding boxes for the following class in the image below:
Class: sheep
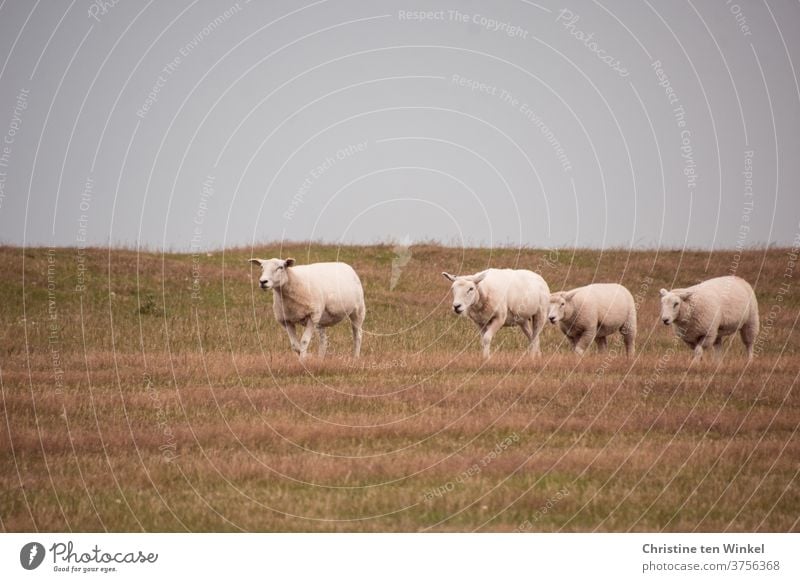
[659,275,759,361]
[248,258,365,358]
[442,268,550,358]
[548,283,637,357]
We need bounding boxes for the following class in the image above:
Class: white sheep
[548,283,637,357]
[659,275,759,360]
[442,268,550,358]
[249,258,365,358]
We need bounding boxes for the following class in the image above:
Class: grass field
[1,243,798,532]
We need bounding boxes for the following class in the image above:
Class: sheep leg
[574,330,596,356]
[480,317,505,359]
[529,312,546,356]
[740,324,756,361]
[518,318,539,357]
[700,333,718,361]
[282,322,301,354]
[712,335,724,360]
[349,309,364,358]
[621,324,636,358]
[692,340,704,361]
[594,335,608,353]
[298,319,316,359]
[518,319,533,342]
[317,325,328,358]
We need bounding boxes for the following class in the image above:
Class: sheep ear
[678,290,693,301]
[471,271,488,284]
[563,289,579,301]
[442,272,456,282]
[248,258,262,265]
[659,288,668,297]
[283,258,296,268]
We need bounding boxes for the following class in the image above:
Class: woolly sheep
[249,258,366,358]
[442,268,550,358]
[659,275,759,360]
[548,283,636,357]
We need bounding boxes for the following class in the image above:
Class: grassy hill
[1,244,798,531]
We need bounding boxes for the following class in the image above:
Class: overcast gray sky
[0,0,798,251]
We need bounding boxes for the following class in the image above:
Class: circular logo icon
[20,542,45,570]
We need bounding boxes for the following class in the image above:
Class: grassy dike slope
[1,244,798,531]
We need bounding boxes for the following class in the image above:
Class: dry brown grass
[1,244,798,531]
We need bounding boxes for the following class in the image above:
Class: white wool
[249,258,366,358]
[659,275,759,360]
[548,283,637,357]
[443,268,550,358]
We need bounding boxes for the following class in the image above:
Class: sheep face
[249,258,295,290]
[659,288,686,325]
[442,271,487,316]
[548,294,567,324]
